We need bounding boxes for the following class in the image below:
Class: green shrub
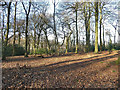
[3,44,25,56]
[89,45,95,52]
[36,48,48,55]
[48,49,56,54]
[114,43,120,50]
[68,47,76,52]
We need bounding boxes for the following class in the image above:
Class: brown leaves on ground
[2,51,119,88]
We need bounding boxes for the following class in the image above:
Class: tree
[94,2,99,53]
[108,38,112,54]
[17,19,25,46]
[1,6,5,60]
[83,2,91,52]
[75,2,79,53]
[3,2,12,60]
[99,1,106,51]
[62,2,81,53]
[63,19,73,54]
[13,2,17,56]
[65,27,73,54]
[22,1,31,57]
[99,2,102,51]
[53,0,58,49]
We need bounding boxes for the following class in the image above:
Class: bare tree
[13,2,17,56]
[3,2,12,60]
[94,2,99,53]
[22,1,31,57]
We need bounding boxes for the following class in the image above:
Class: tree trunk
[25,15,28,57]
[28,38,31,54]
[85,3,91,52]
[65,37,69,54]
[33,23,36,56]
[43,30,50,52]
[88,3,91,52]
[13,2,17,56]
[103,24,105,50]
[37,33,40,50]
[73,28,75,48]
[3,2,11,60]
[2,10,4,60]
[22,2,31,57]
[94,2,99,53]
[53,0,58,50]
[18,28,21,46]
[75,9,78,53]
[66,31,72,54]
[114,28,116,44]
[100,2,102,52]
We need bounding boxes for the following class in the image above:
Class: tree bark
[2,9,4,60]
[100,2,102,52]
[3,2,11,60]
[13,2,17,56]
[37,33,40,50]
[4,2,11,46]
[88,3,91,52]
[25,15,29,57]
[85,3,91,52]
[75,6,78,53]
[103,24,105,50]
[22,2,31,57]
[53,0,58,49]
[18,28,21,46]
[66,31,72,54]
[94,2,99,53]
[114,28,116,44]
[33,23,36,56]
[43,30,50,52]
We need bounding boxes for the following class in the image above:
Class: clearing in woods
[2,51,119,88]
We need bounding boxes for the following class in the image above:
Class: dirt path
[2,51,119,88]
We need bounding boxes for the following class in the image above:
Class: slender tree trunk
[94,2,99,53]
[103,24,105,50]
[33,23,36,56]
[22,2,31,57]
[53,0,58,49]
[18,28,21,46]
[44,30,50,52]
[85,3,91,52]
[28,38,30,54]
[25,15,29,57]
[66,31,72,54]
[73,29,75,48]
[75,9,78,53]
[4,2,11,60]
[85,16,88,52]
[37,33,40,50]
[88,3,91,51]
[2,11,4,60]
[4,2,11,46]
[100,3,102,52]
[13,2,17,56]
[65,37,68,54]
[41,36,43,48]
[114,29,116,44]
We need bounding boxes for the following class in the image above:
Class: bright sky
[47,0,120,44]
[1,0,120,44]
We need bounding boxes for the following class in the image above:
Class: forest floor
[2,50,119,88]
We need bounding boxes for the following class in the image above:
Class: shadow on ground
[2,53,118,88]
